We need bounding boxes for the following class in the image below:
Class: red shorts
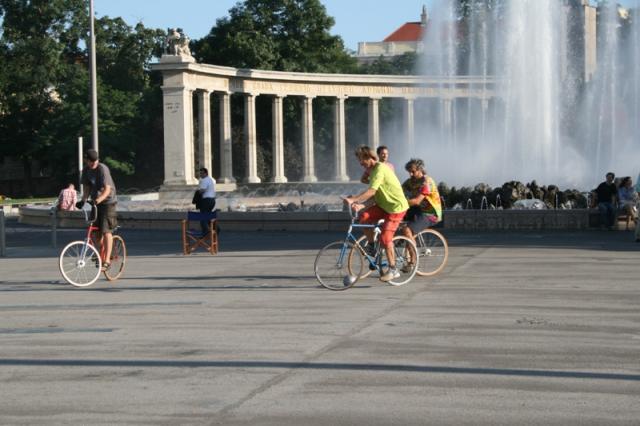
[359,205,407,247]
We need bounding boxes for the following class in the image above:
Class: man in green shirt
[345,146,409,282]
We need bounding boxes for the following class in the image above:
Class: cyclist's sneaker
[380,268,400,282]
[101,262,111,272]
[401,263,414,273]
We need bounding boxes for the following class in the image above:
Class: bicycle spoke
[415,229,449,277]
[315,241,362,290]
[59,241,101,287]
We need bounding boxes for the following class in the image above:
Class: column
[403,97,415,149]
[271,95,287,183]
[161,86,197,186]
[197,90,212,173]
[218,92,235,183]
[368,97,380,150]
[333,96,349,182]
[244,93,261,183]
[301,96,318,183]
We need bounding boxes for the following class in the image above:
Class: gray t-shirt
[81,163,117,204]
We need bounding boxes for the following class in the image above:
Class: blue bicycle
[314,206,418,290]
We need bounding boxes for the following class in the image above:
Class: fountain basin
[19,206,606,231]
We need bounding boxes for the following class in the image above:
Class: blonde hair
[355,145,378,161]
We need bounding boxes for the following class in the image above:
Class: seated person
[400,158,442,238]
[595,172,618,229]
[57,183,77,211]
[617,176,638,219]
[636,173,640,242]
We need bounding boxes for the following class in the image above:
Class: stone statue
[165,27,192,57]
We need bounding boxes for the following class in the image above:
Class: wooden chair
[181,211,218,255]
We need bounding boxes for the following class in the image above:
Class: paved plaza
[1,221,639,425]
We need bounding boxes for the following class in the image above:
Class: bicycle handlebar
[341,198,359,222]
[342,198,385,228]
[80,201,98,224]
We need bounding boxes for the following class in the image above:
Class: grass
[0,197,56,206]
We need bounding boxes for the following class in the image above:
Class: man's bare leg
[100,232,113,266]
[400,225,416,265]
[384,244,396,270]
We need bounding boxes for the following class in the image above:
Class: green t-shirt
[369,163,409,214]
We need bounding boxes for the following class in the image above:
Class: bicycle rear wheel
[104,235,126,281]
[414,229,448,277]
[59,241,101,287]
[315,241,363,290]
[385,235,418,286]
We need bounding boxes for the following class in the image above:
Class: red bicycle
[58,202,126,287]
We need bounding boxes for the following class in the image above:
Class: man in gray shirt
[77,149,118,269]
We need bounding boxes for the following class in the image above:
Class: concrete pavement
[1,224,639,425]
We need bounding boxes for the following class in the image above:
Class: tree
[193,0,356,73]
[0,0,86,195]
[359,52,419,75]
[0,1,166,195]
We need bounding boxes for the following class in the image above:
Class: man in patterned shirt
[401,158,442,239]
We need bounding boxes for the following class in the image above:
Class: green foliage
[193,0,356,73]
[359,53,419,75]
[0,1,165,195]
[0,0,86,194]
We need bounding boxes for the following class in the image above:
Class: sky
[94,0,434,52]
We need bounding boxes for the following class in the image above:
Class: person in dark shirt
[595,172,618,230]
[77,149,118,269]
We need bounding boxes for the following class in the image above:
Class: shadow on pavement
[0,358,638,382]
[3,218,639,259]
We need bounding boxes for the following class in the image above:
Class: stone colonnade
[152,59,495,192]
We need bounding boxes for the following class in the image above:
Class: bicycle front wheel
[104,235,126,281]
[386,235,418,286]
[414,229,448,277]
[349,235,375,279]
[315,241,363,290]
[59,241,102,287]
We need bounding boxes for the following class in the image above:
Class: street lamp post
[89,0,99,152]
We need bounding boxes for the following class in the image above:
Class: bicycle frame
[78,204,107,263]
[343,208,386,272]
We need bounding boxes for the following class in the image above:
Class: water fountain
[466,198,473,210]
[480,196,489,210]
[407,0,639,190]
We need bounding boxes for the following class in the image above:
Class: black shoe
[364,243,376,258]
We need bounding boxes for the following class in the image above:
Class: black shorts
[405,206,437,234]
[97,203,118,234]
